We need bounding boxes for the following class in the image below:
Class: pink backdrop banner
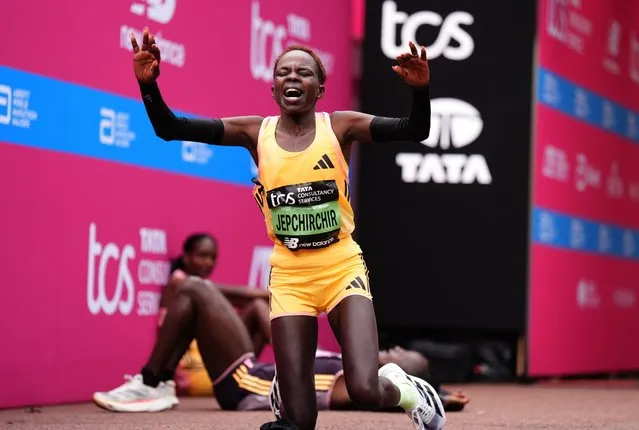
[529,245,639,375]
[0,0,351,408]
[529,0,639,376]
[0,0,352,118]
[0,142,257,408]
[0,142,340,408]
[534,105,639,229]
[539,0,639,110]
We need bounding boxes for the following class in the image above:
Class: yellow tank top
[253,112,361,270]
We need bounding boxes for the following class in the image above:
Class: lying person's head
[379,346,429,376]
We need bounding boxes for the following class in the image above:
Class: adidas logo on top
[313,154,335,170]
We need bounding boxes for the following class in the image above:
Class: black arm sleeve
[138,81,224,144]
[369,85,431,143]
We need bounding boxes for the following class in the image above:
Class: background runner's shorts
[237,354,344,411]
[214,354,272,410]
[268,252,373,319]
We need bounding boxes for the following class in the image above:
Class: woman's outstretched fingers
[131,34,140,53]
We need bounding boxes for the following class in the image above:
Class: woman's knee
[344,373,383,409]
[176,277,217,301]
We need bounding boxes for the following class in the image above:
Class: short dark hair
[273,45,327,85]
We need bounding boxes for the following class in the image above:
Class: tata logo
[396,98,491,184]
[422,98,483,150]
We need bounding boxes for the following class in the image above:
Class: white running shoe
[93,374,179,412]
[379,363,446,430]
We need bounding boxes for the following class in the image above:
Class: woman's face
[272,50,324,114]
[183,237,217,278]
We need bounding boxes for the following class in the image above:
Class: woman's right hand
[131,27,161,84]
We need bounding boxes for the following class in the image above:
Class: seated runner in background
[161,233,271,397]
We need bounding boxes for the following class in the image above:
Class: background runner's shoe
[93,374,179,412]
[379,363,446,430]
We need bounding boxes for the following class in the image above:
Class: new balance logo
[313,154,335,170]
[283,238,299,249]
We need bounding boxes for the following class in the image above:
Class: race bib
[266,180,341,251]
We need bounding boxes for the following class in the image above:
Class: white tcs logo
[380,0,474,61]
[87,223,136,316]
[251,1,286,82]
[130,0,176,24]
[396,98,492,184]
[269,192,295,207]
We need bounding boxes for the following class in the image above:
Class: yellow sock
[392,378,419,410]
